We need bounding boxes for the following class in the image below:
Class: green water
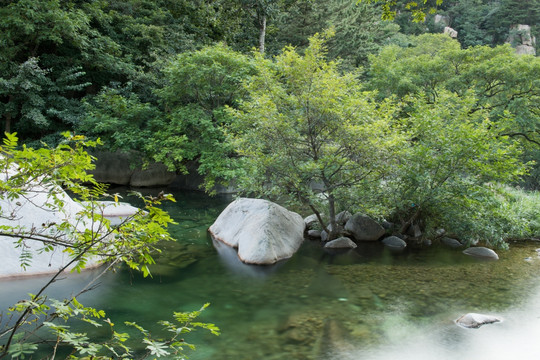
[2,189,540,359]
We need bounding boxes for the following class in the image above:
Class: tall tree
[230,33,405,238]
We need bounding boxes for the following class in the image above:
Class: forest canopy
[0,0,539,243]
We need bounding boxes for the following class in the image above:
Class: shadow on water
[211,238,287,278]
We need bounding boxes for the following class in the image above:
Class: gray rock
[441,237,463,249]
[90,151,134,185]
[515,44,536,55]
[335,211,352,225]
[344,214,385,242]
[455,313,501,329]
[381,236,407,250]
[304,214,321,230]
[381,220,395,230]
[321,230,329,242]
[444,26,458,38]
[90,201,140,226]
[324,237,357,249]
[507,24,536,46]
[208,198,305,264]
[130,162,177,187]
[0,177,104,277]
[307,230,322,238]
[407,224,422,238]
[90,151,176,187]
[434,14,450,27]
[463,247,499,260]
[171,161,235,194]
[507,25,537,55]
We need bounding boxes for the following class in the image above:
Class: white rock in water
[208,198,305,264]
[463,247,499,260]
[455,313,502,329]
[324,237,357,249]
[0,176,104,278]
[87,201,140,226]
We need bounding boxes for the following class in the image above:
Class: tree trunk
[259,15,266,54]
[4,113,11,134]
[4,95,13,134]
[327,193,338,240]
[309,204,327,231]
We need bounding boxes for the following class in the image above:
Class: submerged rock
[381,236,407,251]
[463,247,499,260]
[441,237,463,249]
[324,237,357,249]
[344,214,385,242]
[455,313,501,329]
[319,318,357,360]
[208,198,305,265]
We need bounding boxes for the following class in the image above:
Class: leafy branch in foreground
[0,132,218,359]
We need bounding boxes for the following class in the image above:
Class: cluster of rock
[91,151,235,193]
[209,198,500,265]
[506,24,536,55]
[305,212,407,251]
[434,14,458,39]
[305,211,500,260]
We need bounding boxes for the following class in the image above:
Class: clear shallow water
[2,189,540,359]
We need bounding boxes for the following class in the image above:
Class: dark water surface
[2,189,540,359]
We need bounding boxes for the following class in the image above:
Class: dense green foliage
[367,34,540,189]
[230,34,532,244]
[1,0,540,357]
[230,33,405,238]
[0,0,537,235]
[149,43,257,192]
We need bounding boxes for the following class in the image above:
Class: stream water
[1,188,540,359]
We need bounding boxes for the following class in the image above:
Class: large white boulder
[0,181,94,278]
[0,173,139,278]
[208,198,305,265]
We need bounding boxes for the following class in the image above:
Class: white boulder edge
[0,174,139,278]
[455,313,502,329]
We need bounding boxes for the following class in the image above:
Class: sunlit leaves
[0,133,201,359]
